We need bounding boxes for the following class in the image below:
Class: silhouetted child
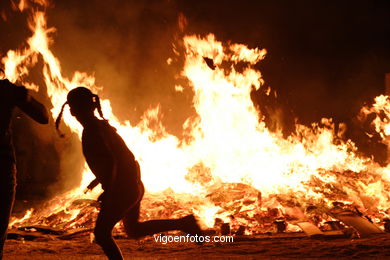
[56,87,202,260]
[0,79,48,259]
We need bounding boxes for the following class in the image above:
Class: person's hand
[0,79,14,88]
[0,68,5,79]
[84,178,99,193]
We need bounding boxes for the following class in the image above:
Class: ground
[3,232,390,259]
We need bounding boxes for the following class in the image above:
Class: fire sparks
[3,2,390,234]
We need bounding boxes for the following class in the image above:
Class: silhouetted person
[56,87,202,260]
[0,79,49,259]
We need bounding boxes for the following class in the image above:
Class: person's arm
[3,79,49,124]
[84,178,100,193]
[18,93,49,124]
[84,129,118,192]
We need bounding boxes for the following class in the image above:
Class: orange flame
[3,3,389,232]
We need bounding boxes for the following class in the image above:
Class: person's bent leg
[123,203,202,239]
[94,190,139,260]
[0,158,16,260]
[94,205,124,260]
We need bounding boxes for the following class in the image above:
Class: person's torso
[81,120,140,190]
[0,84,26,159]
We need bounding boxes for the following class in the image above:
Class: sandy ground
[3,232,390,259]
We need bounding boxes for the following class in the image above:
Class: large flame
[3,2,389,233]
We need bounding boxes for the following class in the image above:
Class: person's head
[56,87,105,131]
[67,87,97,119]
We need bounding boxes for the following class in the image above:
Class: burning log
[331,210,384,238]
[7,225,66,241]
[384,219,390,233]
[58,228,94,240]
[18,225,64,235]
[297,222,348,239]
[273,220,287,233]
[7,230,44,241]
[297,222,323,238]
[221,223,230,235]
[324,221,344,231]
[235,225,245,236]
[71,199,100,208]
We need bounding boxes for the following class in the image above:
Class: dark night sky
[179,1,390,122]
[1,0,390,200]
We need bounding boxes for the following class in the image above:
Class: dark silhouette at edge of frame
[0,78,49,260]
[56,87,203,260]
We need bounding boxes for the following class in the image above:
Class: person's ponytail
[55,102,68,137]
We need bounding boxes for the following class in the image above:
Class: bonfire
[3,0,389,243]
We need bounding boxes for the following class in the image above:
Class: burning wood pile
[8,179,388,241]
